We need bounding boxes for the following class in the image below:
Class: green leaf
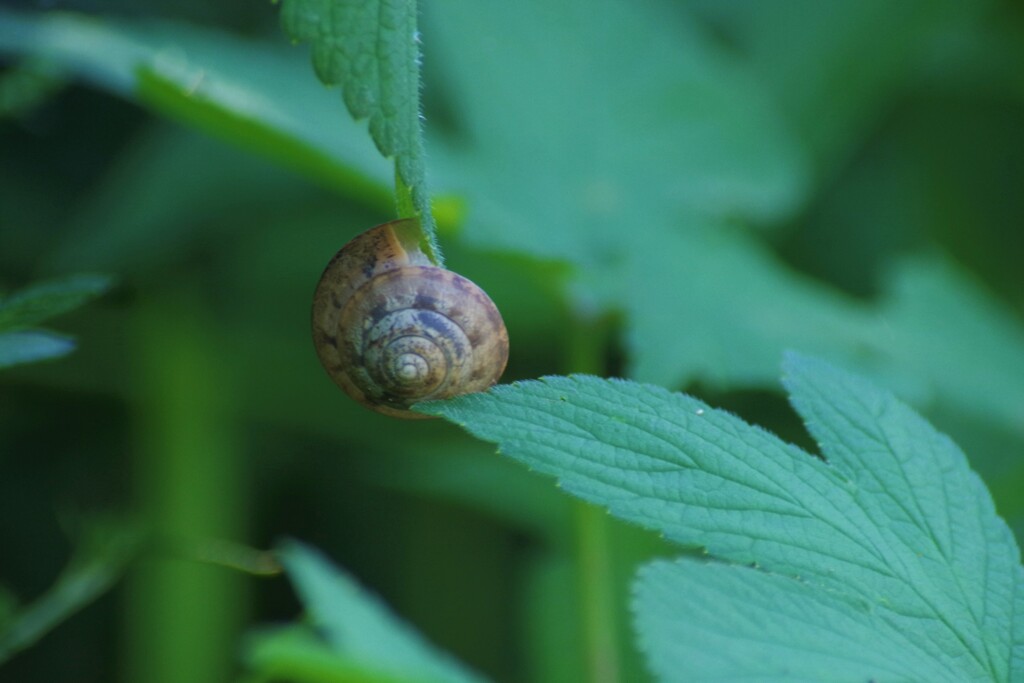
[424,0,808,260]
[869,255,1024,438]
[0,58,66,118]
[634,559,957,682]
[244,625,417,683]
[0,331,76,369]
[422,354,1024,680]
[0,274,111,330]
[0,274,110,370]
[618,226,871,390]
[780,353,1023,680]
[278,540,487,683]
[0,520,141,665]
[280,0,438,261]
[621,231,1024,449]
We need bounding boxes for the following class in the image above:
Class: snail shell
[312,219,509,419]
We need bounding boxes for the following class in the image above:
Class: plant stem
[394,166,442,265]
[574,500,620,683]
[567,313,620,683]
[125,292,247,683]
[394,165,417,221]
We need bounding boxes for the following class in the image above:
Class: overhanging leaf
[280,0,438,260]
[422,354,1024,679]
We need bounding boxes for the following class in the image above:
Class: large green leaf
[423,355,1024,679]
[423,0,808,261]
[636,559,955,682]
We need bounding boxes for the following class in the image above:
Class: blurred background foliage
[1,0,1023,681]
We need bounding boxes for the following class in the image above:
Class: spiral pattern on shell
[312,219,509,418]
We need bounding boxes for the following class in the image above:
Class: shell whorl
[312,219,509,418]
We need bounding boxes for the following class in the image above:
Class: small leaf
[245,624,413,683]
[278,540,487,683]
[0,520,141,664]
[279,0,438,260]
[0,58,66,117]
[0,274,111,370]
[0,331,76,369]
[423,355,1024,679]
[0,274,111,330]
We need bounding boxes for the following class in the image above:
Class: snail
[312,219,509,418]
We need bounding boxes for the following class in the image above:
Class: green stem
[567,313,620,683]
[394,166,442,266]
[394,165,417,221]
[574,501,620,683]
[125,292,247,683]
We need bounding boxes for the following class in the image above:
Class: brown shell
[312,219,509,418]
